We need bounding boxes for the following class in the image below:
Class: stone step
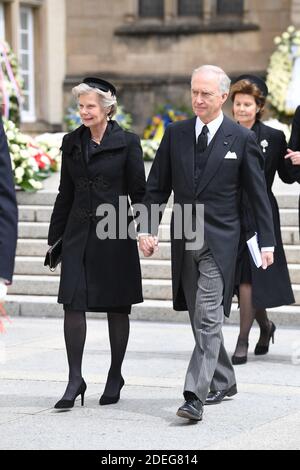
[7,275,174,300]
[14,240,299,266]
[284,245,300,264]
[289,265,300,284]
[17,201,299,227]
[16,190,58,206]
[16,222,299,245]
[279,209,299,226]
[14,257,60,276]
[8,275,60,296]
[16,239,49,257]
[281,227,300,245]
[276,194,299,209]
[7,275,174,299]
[18,206,53,223]
[15,204,298,241]
[162,208,300,227]
[15,191,298,211]
[18,222,49,239]
[5,295,300,326]
[14,257,172,279]
[13,256,300,285]
[16,238,171,259]
[7,274,300,304]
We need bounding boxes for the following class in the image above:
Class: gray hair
[192,65,231,94]
[72,83,117,119]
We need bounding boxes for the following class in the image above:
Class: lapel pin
[260,139,269,153]
[224,141,228,146]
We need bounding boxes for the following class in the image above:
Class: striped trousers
[181,242,236,404]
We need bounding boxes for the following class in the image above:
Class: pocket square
[224,151,238,160]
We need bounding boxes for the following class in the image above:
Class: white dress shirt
[195,112,224,145]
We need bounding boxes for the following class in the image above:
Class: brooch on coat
[260,139,269,153]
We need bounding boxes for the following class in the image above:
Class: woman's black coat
[288,106,300,230]
[238,121,295,308]
[48,121,146,309]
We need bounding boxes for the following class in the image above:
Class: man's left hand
[261,251,274,270]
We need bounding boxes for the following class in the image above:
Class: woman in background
[231,75,295,365]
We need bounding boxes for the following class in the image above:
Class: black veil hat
[234,74,268,97]
[83,77,117,97]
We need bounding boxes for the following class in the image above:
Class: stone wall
[65,0,296,133]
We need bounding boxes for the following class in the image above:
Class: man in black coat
[139,65,275,422]
[0,114,18,302]
[285,106,300,230]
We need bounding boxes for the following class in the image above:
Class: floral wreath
[0,40,23,124]
[266,26,300,119]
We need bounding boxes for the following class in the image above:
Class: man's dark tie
[197,125,209,153]
[195,125,209,176]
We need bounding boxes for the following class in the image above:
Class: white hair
[72,83,117,119]
[192,65,231,94]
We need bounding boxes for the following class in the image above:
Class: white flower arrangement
[264,118,291,142]
[3,119,62,191]
[141,139,160,161]
[267,26,300,118]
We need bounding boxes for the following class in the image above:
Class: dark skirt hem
[63,303,133,314]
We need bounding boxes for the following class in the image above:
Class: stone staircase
[5,189,300,326]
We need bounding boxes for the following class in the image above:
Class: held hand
[139,235,158,257]
[284,149,300,166]
[261,251,274,270]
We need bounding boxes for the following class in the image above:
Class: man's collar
[196,112,224,137]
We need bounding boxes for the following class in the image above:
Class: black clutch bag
[44,238,62,271]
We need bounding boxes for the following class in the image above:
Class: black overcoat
[0,114,18,282]
[48,121,146,309]
[288,106,300,229]
[144,116,275,317]
[237,121,295,308]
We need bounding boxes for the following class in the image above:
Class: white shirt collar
[195,112,224,143]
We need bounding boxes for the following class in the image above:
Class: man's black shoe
[176,398,203,421]
[205,384,237,405]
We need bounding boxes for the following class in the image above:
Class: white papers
[246,233,262,268]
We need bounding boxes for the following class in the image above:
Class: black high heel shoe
[254,321,276,356]
[54,379,87,409]
[99,377,125,406]
[231,339,249,365]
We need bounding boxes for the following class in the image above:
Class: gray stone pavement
[0,316,299,450]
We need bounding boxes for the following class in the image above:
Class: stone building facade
[1,0,300,133]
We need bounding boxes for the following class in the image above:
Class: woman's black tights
[233,284,272,358]
[60,310,129,400]
[104,312,130,396]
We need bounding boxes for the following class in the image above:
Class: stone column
[9,0,20,53]
[203,0,214,22]
[291,0,300,27]
[42,0,66,126]
[165,0,177,21]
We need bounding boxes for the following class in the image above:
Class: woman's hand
[138,235,158,257]
[285,148,300,165]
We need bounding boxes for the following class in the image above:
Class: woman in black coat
[230,75,295,365]
[48,77,146,408]
[285,106,300,228]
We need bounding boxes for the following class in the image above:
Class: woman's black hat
[83,77,117,96]
[234,74,269,97]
